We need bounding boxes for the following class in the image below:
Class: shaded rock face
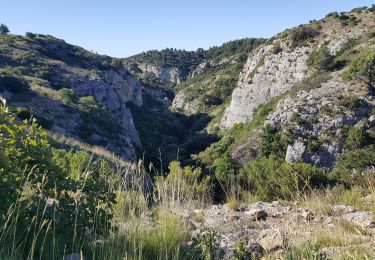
[172,91,200,115]
[138,63,184,84]
[71,69,143,148]
[221,44,311,128]
[45,67,144,161]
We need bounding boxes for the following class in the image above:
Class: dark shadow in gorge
[128,93,219,173]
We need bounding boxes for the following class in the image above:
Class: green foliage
[155,161,212,206]
[307,45,335,71]
[16,109,54,130]
[125,38,266,79]
[56,88,76,104]
[78,95,99,111]
[337,95,365,112]
[285,240,327,260]
[290,26,319,48]
[25,32,36,38]
[0,107,115,258]
[241,156,328,201]
[213,153,234,186]
[342,51,375,91]
[0,74,29,94]
[338,13,360,27]
[345,125,368,149]
[258,125,288,158]
[330,145,375,186]
[0,23,9,34]
[187,232,222,260]
[77,103,121,143]
[272,43,283,54]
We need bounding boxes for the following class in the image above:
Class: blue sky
[2,1,374,58]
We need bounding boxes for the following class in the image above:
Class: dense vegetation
[124,38,266,80]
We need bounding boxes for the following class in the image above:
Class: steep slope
[199,8,375,175]
[0,34,142,161]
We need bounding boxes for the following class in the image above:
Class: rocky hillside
[1,7,375,173]
[0,33,142,161]
[197,8,375,177]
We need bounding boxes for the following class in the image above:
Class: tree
[346,52,375,93]
[57,88,76,103]
[0,23,9,34]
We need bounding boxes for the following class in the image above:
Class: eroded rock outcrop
[221,43,311,128]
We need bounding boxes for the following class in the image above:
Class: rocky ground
[179,194,375,259]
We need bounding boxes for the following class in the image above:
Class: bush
[290,26,319,48]
[241,156,327,201]
[154,161,212,206]
[337,95,365,112]
[272,44,283,54]
[25,32,36,38]
[56,88,76,103]
[79,95,99,110]
[329,145,375,186]
[345,125,368,149]
[0,74,29,94]
[342,52,375,93]
[214,153,235,187]
[258,125,288,158]
[0,107,115,258]
[307,45,335,71]
[0,23,9,34]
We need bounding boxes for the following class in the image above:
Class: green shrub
[307,45,335,71]
[0,23,9,34]
[186,231,222,260]
[330,145,375,186]
[56,88,76,103]
[258,125,288,158]
[0,74,29,94]
[0,107,115,258]
[272,44,283,54]
[214,153,235,187]
[345,125,368,149]
[25,32,36,38]
[79,95,99,110]
[337,95,365,112]
[342,51,375,92]
[155,161,212,206]
[241,156,327,201]
[290,26,319,48]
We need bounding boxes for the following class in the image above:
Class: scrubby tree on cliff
[345,52,375,94]
[0,23,9,34]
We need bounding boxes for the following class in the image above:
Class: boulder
[341,211,375,228]
[285,141,306,163]
[258,228,286,251]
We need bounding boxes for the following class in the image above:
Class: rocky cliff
[221,12,373,129]
[0,34,143,161]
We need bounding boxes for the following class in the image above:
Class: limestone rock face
[220,17,373,129]
[138,63,184,84]
[266,73,374,169]
[71,69,143,147]
[172,91,200,114]
[285,141,306,163]
[221,44,311,128]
